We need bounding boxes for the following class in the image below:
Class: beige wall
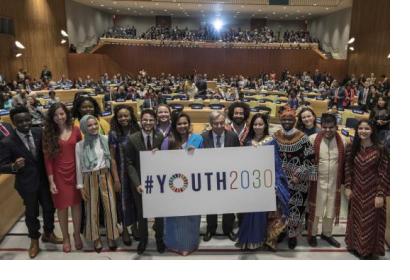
[308,8,352,59]
[65,0,112,53]
[0,0,68,81]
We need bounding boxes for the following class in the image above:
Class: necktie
[216,135,221,148]
[25,134,36,157]
[146,135,152,150]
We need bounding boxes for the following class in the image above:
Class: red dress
[44,126,82,209]
[344,144,389,257]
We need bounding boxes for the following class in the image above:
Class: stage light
[15,41,25,49]
[349,46,354,51]
[348,37,355,44]
[387,53,390,59]
[16,53,22,57]
[61,29,69,37]
[213,19,223,31]
[61,39,67,44]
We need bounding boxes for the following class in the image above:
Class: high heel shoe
[63,241,71,253]
[73,234,83,250]
[94,239,103,253]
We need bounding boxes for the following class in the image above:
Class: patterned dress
[273,129,316,238]
[344,144,389,257]
[108,130,137,227]
[238,136,289,250]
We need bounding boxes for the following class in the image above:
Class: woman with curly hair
[43,103,83,253]
[72,95,110,135]
[109,104,140,246]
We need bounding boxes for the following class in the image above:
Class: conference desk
[110,100,143,118]
[30,88,94,103]
[305,98,329,116]
[0,174,24,242]
[167,99,234,108]
[340,109,370,125]
[241,89,286,96]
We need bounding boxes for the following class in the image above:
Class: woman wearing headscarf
[75,114,120,253]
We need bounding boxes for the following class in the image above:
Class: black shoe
[288,237,297,249]
[122,229,132,246]
[320,234,341,248]
[156,239,165,254]
[137,240,147,255]
[227,231,237,242]
[308,236,318,247]
[277,231,286,244]
[108,239,117,251]
[203,231,214,242]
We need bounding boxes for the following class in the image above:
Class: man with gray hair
[201,110,240,242]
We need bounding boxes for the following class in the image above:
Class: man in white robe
[307,113,346,248]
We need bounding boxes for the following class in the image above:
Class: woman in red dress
[344,119,389,259]
[43,103,83,252]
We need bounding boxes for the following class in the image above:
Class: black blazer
[0,127,49,195]
[201,129,240,149]
[125,131,164,188]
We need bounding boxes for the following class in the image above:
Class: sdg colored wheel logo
[169,173,188,193]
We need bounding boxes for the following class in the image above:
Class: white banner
[140,145,276,218]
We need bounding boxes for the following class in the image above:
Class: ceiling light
[213,19,223,31]
[349,46,354,51]
[313,3,317,6]
[61,30,68,37]
[15,40,25,49]
[61,39,67,44]
[16,53,22,57]
[100,4,104,7]
[387,54,390,58]
[348,37,355,44]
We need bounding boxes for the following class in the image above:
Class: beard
[232,117,244,126]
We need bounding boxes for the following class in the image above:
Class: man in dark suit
[195,74,207,98]
[40,65,52,82]
[126,109,165,254]
[0,106,62,258]
[201,111,240,242]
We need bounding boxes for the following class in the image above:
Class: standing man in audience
[40,65,52,82]
[126,109,165,254]
[0,106,62,258]
[329,80,345,109]
[306,113,346,248]
[201,111,240,242]
[225,102,250,146]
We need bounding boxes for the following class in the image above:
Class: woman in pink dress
[43,103,83,252]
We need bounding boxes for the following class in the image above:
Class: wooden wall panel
[74,44,348,81]
[0,0,68,81]
[348,0,390,78]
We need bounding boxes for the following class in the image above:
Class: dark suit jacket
[0,127,49,195]
[200,129,240,149]
[126,131,164,188]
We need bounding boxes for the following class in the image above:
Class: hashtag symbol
[145,176,154,194]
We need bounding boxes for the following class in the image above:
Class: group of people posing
[0,99,389,259]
